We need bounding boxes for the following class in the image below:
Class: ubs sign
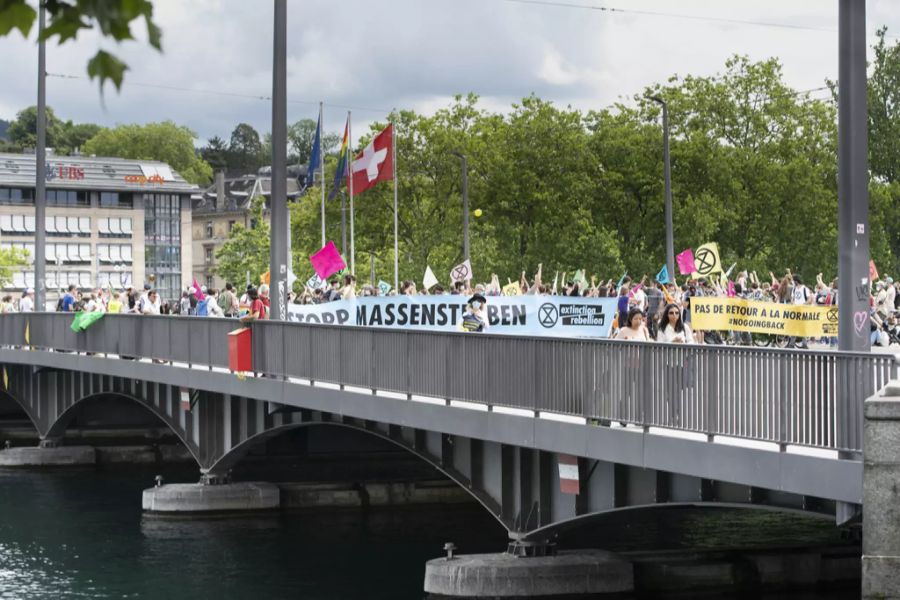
[46,164,85,181]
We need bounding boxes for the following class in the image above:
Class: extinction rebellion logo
[539,303,606,328]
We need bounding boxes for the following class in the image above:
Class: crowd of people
[2,265,899,346]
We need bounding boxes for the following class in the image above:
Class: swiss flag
[350,124,393,195]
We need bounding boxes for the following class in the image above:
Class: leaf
[0,0,36,37]
[86,50,129,93]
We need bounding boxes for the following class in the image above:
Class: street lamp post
[648,96,675,283]
[34,4,47,311]
[268,0,289,320]
[452,153,470,264]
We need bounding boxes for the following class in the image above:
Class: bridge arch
[43,391,201,467]
[519,501,834,542]
[207,421,510,533]
[0,389,42,438]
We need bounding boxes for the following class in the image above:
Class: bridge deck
[1,313,893,455]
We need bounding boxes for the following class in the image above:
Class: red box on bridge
[227,327,252,372]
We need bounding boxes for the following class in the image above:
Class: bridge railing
[0,313,895,453]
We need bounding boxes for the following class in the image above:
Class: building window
[228,220,236,232]
[0,188,34,204]
[144,193,184,302]
[99,192,133,208]
[207,276,214,290]
[46,190,88,206]
[205,247,213,264]
[205,221,213,238]
[250,218,258,229]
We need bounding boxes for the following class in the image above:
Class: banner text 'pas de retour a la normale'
[287,296,618,338]
[690,297,839,338]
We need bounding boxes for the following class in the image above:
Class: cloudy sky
[1,0,899,146]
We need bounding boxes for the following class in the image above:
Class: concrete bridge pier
[0,437,96,467]
[141,471,280,514]
[423,546,634,598]
[863,383,900,599]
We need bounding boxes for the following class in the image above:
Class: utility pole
[837,0,869,353]
[648,96,674,282]
[452,153,470,264]
[34,4,47,311]
[268,0,289,320]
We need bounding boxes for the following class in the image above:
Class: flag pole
[392,113,399,292]
[319,101,326,248]
[348,110,355,276]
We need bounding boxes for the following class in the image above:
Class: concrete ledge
[424,550,633,597]
[865,397,900,420]
[863,555,900,599]
[142,482,280,513]
[0,445,96,467]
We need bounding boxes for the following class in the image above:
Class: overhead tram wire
[497,0,900,40]
[45,72,394,115]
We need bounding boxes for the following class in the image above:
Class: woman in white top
[656,303,694,344]
[615,308,650,341]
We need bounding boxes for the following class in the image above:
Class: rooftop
[0,152,199,194]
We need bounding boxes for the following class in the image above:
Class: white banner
[287,295,617,338]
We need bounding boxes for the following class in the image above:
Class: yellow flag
[692,242,722,278]
[2,367,7,391]
[24,321,30,346]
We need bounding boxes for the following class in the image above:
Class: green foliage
[82,121,213,184]
[215,197,270,286]
[0,246,27,288]
[288,118,340,166]
[869,27,900,184]
[227,123,264,175]
[0,0,162,93]
[285,59,881,288]
[5,105,104,155]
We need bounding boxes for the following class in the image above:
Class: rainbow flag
[329,116,350,200]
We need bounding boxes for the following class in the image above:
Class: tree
[288,119,341,166]
[5,106,104,154]
[869,27,900,184]
[0,0,162,92]
[228,123,264,175]
[216,197,270,286]
[0,247,27,288]
[82,121,213,184]
[200,136,229,172]
[61,122,103,154]
[6,105,66,150]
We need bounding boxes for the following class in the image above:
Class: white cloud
[0,0,897,146]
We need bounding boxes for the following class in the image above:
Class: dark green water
[0,466,860,599]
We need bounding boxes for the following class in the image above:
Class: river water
[0,465,860,599]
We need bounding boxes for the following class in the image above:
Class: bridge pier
[142,474,281,514]
[0,435,96,467]
[424,549,633,598]
[863,383,900,599]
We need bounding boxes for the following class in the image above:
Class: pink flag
[727,280,735,297]
[310,241,347,280]
[627,283,643,299]
[676,249,696,275]
[192,278,205,301]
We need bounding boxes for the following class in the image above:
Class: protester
[141,290,161,315]
[615,307,649,341]
[206,288,224,317]
[19,288,34,313]
[460,293,487,332]
[656,303,694,344]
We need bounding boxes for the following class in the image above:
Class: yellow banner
[690,297,838,337]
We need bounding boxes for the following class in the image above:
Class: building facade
[191,170,300,290]
[0,153,196,305]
